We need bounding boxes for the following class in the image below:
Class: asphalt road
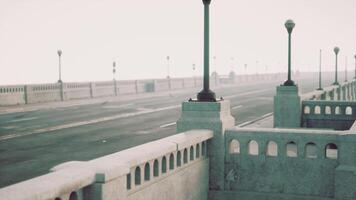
[0,75,334,188]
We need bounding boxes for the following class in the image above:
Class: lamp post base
[316,87,323,91]
[57,80,63,84]
[283,79,295,86]
[197,89,216,102]
[333,82,339,86]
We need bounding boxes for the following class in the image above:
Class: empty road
[0,75,333,188]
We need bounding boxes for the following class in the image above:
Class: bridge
[1,0,356,200]
[1,75,356,200]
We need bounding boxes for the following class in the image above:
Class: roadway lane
[0,76,333,187]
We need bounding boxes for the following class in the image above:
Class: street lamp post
[113,61,118,96]
[354,55,356,79]
[283,19,295,86]
[213,56,216,71]
[57,50,62,83]
[192,63,196,87]
[317,49,323,90]
[333,47,340,85]
[113,61,116,80]
[345,56,348,82]
[166,56,171,90]
[197,0,216,102]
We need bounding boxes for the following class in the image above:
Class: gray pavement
[0,76,333,188]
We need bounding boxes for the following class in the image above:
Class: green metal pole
[203,4,209,92]
[197,0,216,102]
[335,54,338,84]
[288,33,291,82]
[317,49,322,90]
[354,55,356,78]
[345,56,347,82]
[283,19,295,86]
[333,47,339,85]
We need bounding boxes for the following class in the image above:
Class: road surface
[0,76,332,188]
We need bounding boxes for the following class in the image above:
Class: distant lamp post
[345,56,348,82]
[283,19,295,86]
[166,56,170,78]
[113,61,118,96]
[354,55,356,79]
[197,0,216,102]
[333,47,340,85]
[317,49,323,90]
[230,57,234,71]
[213,56,216,71]
[112,61,116,80]
[166,56,171,90]
[57,49,63,83]
[192,63,196,87]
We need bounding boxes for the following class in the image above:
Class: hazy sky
[1,0,356,85]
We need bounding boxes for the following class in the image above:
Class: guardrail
[0,73,286,106]
[302,100,356,130]
[224,127,345,199]
[302,80,356,101]
[0,129,213,200]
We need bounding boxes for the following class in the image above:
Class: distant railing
[0,73,285,106]
[302,100,356,130]
[302,80,356,101]
[0,130,213,200]
[226,127,339,161]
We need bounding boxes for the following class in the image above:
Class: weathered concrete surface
[0,130,212,200]
[274,85,301,128]
[177,100,235,190]
[301,100,356,130]
[225,127,340,199]
[128,159,209,200]
[209,190,333,200]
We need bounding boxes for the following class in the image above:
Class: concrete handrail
[0,129,213,200]
[225,127,343,160]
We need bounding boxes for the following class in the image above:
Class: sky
[0,0,356,85]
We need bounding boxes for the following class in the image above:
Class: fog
[0,0,355,84]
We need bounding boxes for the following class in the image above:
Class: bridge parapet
[0,85,26,105]
[0,130,212,200]
[302,80,356,101]
[302,100,356,130]
[215,127,356,200]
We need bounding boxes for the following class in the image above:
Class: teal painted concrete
[177,100,235,190]
[274,85,301,128]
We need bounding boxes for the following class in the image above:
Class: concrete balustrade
[64,82,92,100]
[0,73,285,106]
[0,130,213,200]
[302,100,356,130]
[25,83,63,104]
[214,127,355,200]
[0,85,26,106]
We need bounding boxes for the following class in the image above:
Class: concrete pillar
[135,80,139,94]
[335,134,356,200]
[84,174,127,200]
[114,80,118,96]
[176,100,235,190]
[342,86,346,100]
[59,83,64,101]
[90,82,95,98]
[273,85,301,128]
[24,85,29,104]
[337,87,341,100]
